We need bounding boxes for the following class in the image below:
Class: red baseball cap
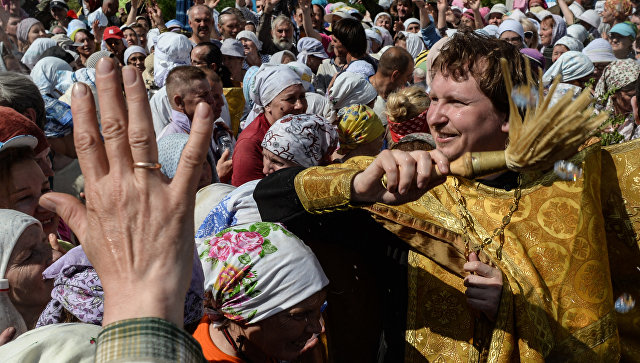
[0,106,48,155]
[103,26,124,41]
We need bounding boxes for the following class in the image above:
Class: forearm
[257,11,275,53]
[437,8,447,32]
[557,0,574,24]
[302,6,321,41]
[360,0,385,20]
[473,9,483,29]
[419,7,431,28]
[125,5,138,27]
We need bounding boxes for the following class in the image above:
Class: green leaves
[238,253,251,265]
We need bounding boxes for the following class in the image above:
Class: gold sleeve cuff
[294,157,375,213]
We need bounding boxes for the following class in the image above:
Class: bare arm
[417,0,431,28]
[300,0,321,41]
[557,0,574,25]
[437,0,447,35]
[468,0,484,29]
[125,0,141,26]
[257,0,277,54]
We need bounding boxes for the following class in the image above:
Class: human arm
[299,0,322,41]
[557,0,574,25]
[359,0,385,20]
[463,252,503,321]
[148,2,167,32]
[467,0,484,30]
[417,0,441,47]
[125,0,141,27]
[437,0,448,36]
[257,0,277,54]
[417,0,431,28]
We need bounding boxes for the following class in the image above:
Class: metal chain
[451,175,522,260]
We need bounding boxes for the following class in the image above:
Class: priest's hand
[351,149,449,205]
[463,252,503,321]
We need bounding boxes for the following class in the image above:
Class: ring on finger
[133,162,162,169]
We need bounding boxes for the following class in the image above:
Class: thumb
[40,192,88,242]
[0,327,15,346]
[468,251,479,262]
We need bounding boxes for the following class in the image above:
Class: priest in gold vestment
[254,33,637,362]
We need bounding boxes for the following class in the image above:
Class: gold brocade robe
[294,140,640,362]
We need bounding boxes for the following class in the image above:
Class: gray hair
[272,15,293,31]
[0,72,45,129]
[187,4,212,21]
[413,67,426,80]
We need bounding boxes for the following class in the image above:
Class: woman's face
[262,149,299,175]
[5,224,61,318]
[264,84,307,123]
[240,38,258,56]
[4,159,60,235]
[27,23,47,45]
[245,290,326,360]
[123,28,139,46]
[75,31,96,58]
[609,34,633,58]
[540,19,554,46]
[601,8,614,24]
[376,15,391,30]
[614,85,636,115]
[127,52,146,73]
[552,44,569,63]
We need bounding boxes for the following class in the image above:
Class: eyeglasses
[524,31,533,38]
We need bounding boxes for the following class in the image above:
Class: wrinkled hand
[264,0,279,13]
[39,60,213,327]
[351,149,449,205]
[216,149,233,183]
[437,0,448,12]
[147,4,163,27]
[413,0,427,9]
[207,0,221,8]
[393,20,405,32]
[0,327,15,346]
[463,252,503,321]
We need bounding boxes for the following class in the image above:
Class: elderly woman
[386,86,430,147]
[0,210,62,332]
[327,71,377,123]
[543,51,595,106]
[374,12,393,32]
[608,22,636,59]
[552,36,584,63]
[194,222,329,362]
[583,38,617,82]
[124,45,147,73]
[333,104,385,162]
[595,59,640,141]
[231,64,305,186]
[237,30,270,69]
[16,18,47,52]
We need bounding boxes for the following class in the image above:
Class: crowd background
[0,0,640,361]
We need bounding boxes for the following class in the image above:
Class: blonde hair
[386,86,429,123]
[520,18,538,49]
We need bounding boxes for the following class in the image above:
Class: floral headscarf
[336,104,385,155]
[604,0,633,19]
[594,59,640,111]
[261,113,338,168]
[198,222,329,326]
[36,245,205,327]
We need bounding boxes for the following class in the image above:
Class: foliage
[591,86,627,146]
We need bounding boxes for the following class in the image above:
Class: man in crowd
[258,0,297,55]
[188,5,215,46]
[103,26,127,65]
[368,47,415,122]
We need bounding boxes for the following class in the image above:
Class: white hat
[577,9,601,29]
[489,3,508,15]
[365,28,382,44]
[237,30,263,52]
[220,38,245,58]
[323,11,356,23]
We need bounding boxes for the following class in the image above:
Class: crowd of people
[0,0,640,360]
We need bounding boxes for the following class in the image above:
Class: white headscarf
[374,12,391,27]
[405,32,426,59]
[329,72,377,111]
[582,38,617,63]
[567,24,589,45]
[30,57,73,96]
[268,50,296,64]
[372,26,393,47]
[261,113,338,168]
[0,210,40,278]
[285,61,314,91]
[56,68,97,95]
[403,17,420,30]
[296,37,328,64]
[249,64,302,109]
[237,30,263,51]
[21,38,57,70]
[154,32,192,88]
[197,222,328,326]
[124,45,147,64]
[498,19,525,41]
[146,28,160,52]
[555,35,584,52]
[543,51,594,84]
[306,92,331,119]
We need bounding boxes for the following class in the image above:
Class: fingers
[172,102,214,196]
[464,260,498,278]
[429,149,449,176]
[48,233,61,251]
[467,251,479,262]
[122,66,158,168]
[219,148,230,162]
[0,327,15,346]
[396,153,416,195]
[71,82,108,181]
[379,150,400,193]
[40,193,88,243]
[95,58,133,175]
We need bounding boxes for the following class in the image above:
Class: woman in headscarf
[385,86,430,147]
[30,56,73,98]
[601,0,633,28]
[153,32,192,88]
[237,30,270,69]
[268,50,296,65]
[375,12,393,32]
[16,18,46,53]
[583,38,617,82]
[193,222,329,362]
[35,243,206,333]
[594,59,640,141]
[608,22,637,59]
[552,36,584,63]
[196,113,337,239]
[543,51,594,106]
[0,209,62,331]
[404,32,426,59]
[20,38,57,70]
[124,45,147,73]
[327,72,378,123]
[231,64,305,186]
[520,18,539,50]
[333,104,385,162]
[540,14,567,69]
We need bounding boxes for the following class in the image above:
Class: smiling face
[74,30,96,58]
[243,290,326,360]
[427,71,509,161]
[609,33,634,58]
[5,224,61,324]
[240,38,258,56]
[376,14,392,30]
[540,18,554,46]
[123,28,139,46]
[26,22,46,45]
[127,52,146,72]
[189,6,213,41]
[264,84,308,124]
[552,44,569,63]
[3,158,60,235]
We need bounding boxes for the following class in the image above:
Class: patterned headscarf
[261,113,338,168]
[36,245,205,327]
[336,104,385,155]
[388,108,429,143]
[198,222,328,326]
[16,18,40,44]
[604,0,633,18]
[594,59,640,111]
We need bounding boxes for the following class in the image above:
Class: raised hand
[351,149,449,205]
[39,60,214,327]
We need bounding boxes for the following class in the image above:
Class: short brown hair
[432,31,526,116]
[378,47,413,77]
[166,66,208,107]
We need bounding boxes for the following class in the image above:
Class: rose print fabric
[197,222,329,326]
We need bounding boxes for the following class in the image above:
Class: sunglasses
[524,31,534,38]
